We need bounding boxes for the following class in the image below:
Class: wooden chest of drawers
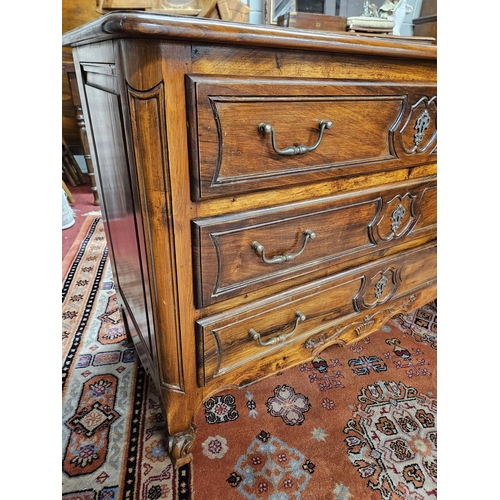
[62,12,437,467]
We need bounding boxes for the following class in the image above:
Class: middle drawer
[192,176,436,307]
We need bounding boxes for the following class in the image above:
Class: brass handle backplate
[252,229,316,264]
[258,120,333,156]
[249,311,306,346]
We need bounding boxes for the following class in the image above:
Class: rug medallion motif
[63,373,120,477]
[343,381,437,499]
[227,431,315,498]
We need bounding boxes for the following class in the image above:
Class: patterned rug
[62,217,437,499]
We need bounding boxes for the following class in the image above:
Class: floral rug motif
[228,431,314,498]
[265,385,311,426]
[62,217,437,499]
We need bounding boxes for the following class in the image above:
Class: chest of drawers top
[62,11,437,56]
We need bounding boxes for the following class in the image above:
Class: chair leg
[62,138,85,187]
[62,180,75,204]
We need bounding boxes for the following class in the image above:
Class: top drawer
[186,76,437,200]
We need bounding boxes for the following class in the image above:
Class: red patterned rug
[62,217,437,499]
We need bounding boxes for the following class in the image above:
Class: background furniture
[62,0,100,151]
[413,0,437,40]
[62,60,100,205]
[62,181,74,204]
[62,138,85,188]
[63,12,437,467]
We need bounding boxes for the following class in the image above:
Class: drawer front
[186,76,437,200]
[192,176,436,307]
[196,242,436,387]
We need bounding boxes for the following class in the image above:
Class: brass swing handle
[249,311,306,346]
[252,229,316,264]
[258,120,333,156]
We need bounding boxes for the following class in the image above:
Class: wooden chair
[62,180,75,203]
[62,138,85,187]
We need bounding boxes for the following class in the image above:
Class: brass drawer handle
[258,120,332,156]
[249,311,306,346]
[252,229,316,264]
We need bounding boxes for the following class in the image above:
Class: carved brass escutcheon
[353,267,402,311]
[374,275,388,299]
[390,203,406,233]
[396,96,437,155]
[414,109,431,146]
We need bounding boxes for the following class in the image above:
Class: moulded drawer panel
[186,76,437,199]
[192,176,437,307]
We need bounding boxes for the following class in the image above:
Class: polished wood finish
[192,176,436,306]
[187,77,436,199]
[63,12,437,467]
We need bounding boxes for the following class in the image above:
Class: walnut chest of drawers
[62,12,437,467]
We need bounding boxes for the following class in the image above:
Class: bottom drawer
[196,242,436,389]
